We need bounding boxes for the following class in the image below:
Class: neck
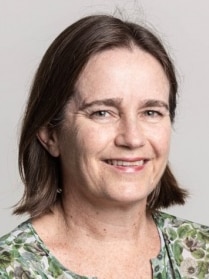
[32,191,160,279]
[55,193,154,243]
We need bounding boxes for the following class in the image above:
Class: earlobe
[36,126,60,157]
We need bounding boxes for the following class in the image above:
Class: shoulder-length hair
[14,15,188,217]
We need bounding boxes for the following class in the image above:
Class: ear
[36,126,60,157]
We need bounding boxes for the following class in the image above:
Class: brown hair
[14,14,188,217]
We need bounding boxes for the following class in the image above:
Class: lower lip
[106,163,145,173]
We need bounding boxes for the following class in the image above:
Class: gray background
[0,0,209,235]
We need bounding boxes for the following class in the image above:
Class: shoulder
[0,220,38,253]
[153,211,209,247]
[154,211,209,278]
[0,221,75,278]
[153,211,209,235]
[0,220,48,278]
[0,220,33,253]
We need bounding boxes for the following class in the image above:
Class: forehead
[74,47,169,103]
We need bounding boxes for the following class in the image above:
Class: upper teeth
[107,160,144,166]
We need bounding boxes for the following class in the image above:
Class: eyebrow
[78,98,169,111]
[78,98,123,110]
[141,100,169,111]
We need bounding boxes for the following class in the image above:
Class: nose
[114,115,146,149]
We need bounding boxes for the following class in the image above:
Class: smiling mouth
[105,160,146,167]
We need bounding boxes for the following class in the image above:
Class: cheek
[78,124,115,155]
[146,123,171,155]
[60,119,113,158]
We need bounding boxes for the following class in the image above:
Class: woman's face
[54,47,171,208]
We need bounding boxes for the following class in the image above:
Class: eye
[89,109,119,123]
[144,110,162,117]
[141,109,166,123]
[91,110,110,118]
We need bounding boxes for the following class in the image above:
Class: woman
[0,15,208,279]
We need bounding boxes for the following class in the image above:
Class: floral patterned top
[0,211,208,279]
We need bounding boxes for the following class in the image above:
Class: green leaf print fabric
[0,212,208,278]
[153,212,209,279]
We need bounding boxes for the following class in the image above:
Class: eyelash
[91,110,110,117]
[88,108,167,123]
[143,110,163,117]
